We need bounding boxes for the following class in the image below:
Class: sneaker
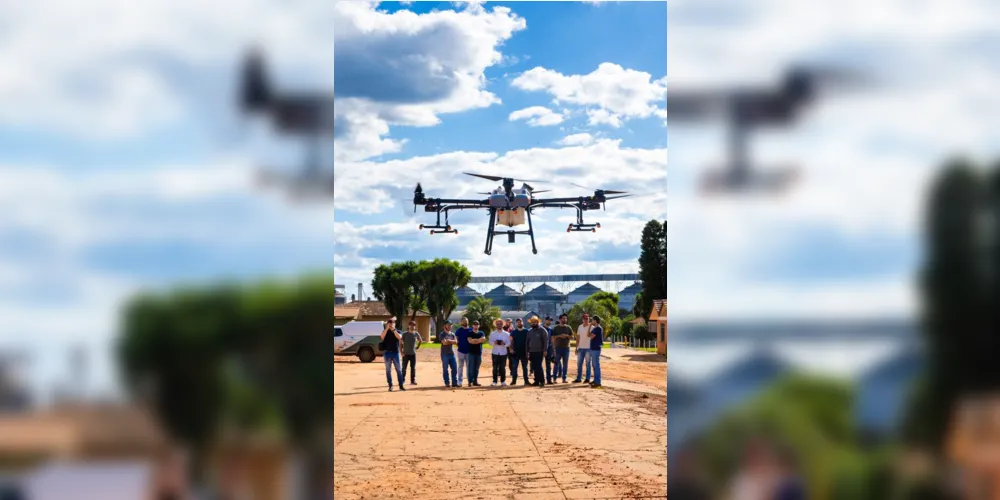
[591,383,602,388]
[583,379,590,384]
[562,379,568,383]
[501,382,508,387]
[399,385,407,391]
[473,382,482,387]
[572,379,581,383]
[388,386,393,392]
[491,382,497,387]
[411,381,417,385]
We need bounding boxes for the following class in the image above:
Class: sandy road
[334,348,666,499]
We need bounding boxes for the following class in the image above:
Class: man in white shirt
[488,319,511,387]
[571,312,592,384]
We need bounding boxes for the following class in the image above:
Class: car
[334,321,387,363]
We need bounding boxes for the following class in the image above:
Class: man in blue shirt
[509,318,530,385]
[438,321,459,387]
[587,315,604,388]
[453,317,473,387]
[465,320,486,387]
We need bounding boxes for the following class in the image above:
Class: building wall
[656,320,667,356]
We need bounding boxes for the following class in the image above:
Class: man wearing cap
[509,318,530,385]
[400,320,423,385]
[526,316,550,387]
[454,317,473,387]
[438,320,459,387]
[543,317,556,384]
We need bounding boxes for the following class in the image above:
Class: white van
[334,321,387,362]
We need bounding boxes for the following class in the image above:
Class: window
[334,328,344,337]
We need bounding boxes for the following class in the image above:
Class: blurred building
[618,282,643,313]
[484,284,522,310]
[334,300,432,340]
[334,285,346,305]
[648,299,667,356]
[455,286,482,307]
[567,283,603,306]
[522,284,567,318]
[0,356,31,412]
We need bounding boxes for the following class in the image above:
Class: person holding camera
[488,319,511,387]
[380,319,405,392]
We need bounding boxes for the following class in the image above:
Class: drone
[239,48,334,199]
[411,173,632,255]
[670,65,867,194]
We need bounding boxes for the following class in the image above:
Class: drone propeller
[570,182,628,195]
[464,172,548,184]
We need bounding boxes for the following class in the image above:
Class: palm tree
[463,297,501,331]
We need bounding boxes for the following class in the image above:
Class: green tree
[568,293,620,335]
[463,296,501,330]
[371,261,419,322]
[414,259,472,334]
[638,220,666,316]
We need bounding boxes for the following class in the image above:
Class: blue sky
[0,0,336,401]
[333,1,668,294]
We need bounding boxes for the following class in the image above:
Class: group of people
[379,312,606,391]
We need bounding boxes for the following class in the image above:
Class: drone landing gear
[482,208,538,255]
[421,212,458,235]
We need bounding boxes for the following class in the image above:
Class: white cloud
[0,0,336,140]
[558,133,594,146]
[333,2,526,161]
[508,106,565,127]
[666,0,1000,321]
[511,62,667,128]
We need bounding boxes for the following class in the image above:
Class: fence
[608,334,658,351]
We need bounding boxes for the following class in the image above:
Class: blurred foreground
[669,0,1000,498]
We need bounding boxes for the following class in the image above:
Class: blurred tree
[464,296,501,330]
[119,274,335,498]
[910,158,990,453]
[697,374,855,499]
[413,259,471,334]
[568,293,620,336]
[638,220,666,316]
[371,261,419,322]
[240,275,335,498]
[632,291,647,318]
[119,284,242,484]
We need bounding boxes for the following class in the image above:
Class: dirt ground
[334,347,666,499]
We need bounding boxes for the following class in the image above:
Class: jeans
[401,354,416,382]
[384,352,403,387]
[456,352,468,385]
[589,349,602,384]
[575,349,591,381]
[509,354,529,382]
[555,347,570,380]
[441,354,458,386]
[492,354,507,383]
[529,352,545,385]
[545,352,554,382]
[467,353,482,384]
